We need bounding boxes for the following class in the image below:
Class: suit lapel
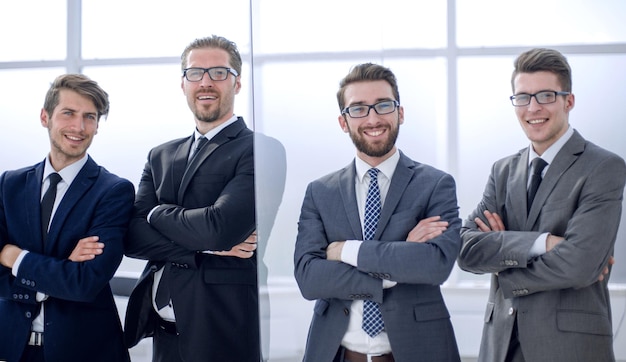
[508,150,529,230]
[338,162,364,239]
[177,119,247,202]
[26,164,45,251]
[376,152,411,238]
[172,136,193,203]
[45,157,98,253]
[526,131,585,227]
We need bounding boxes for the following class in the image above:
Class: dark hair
[43,74,109,120]
[181,35,242,76]
[336,63,400,111]
[511,48,572,92]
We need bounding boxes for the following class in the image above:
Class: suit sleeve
[15,180,135,302]
[294,182,383,303]
[458,162,541,275]
[497,155,626,297]
[146,141,255,252]
[356,173,462,285]
[124,158,198,264]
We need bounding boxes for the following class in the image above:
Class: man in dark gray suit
[123,35,259,362]
[294,63,462,362]
[458,48,626,361]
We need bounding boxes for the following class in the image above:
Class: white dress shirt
[339,149,400,355]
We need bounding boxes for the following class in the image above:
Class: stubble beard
[349,124,399,158]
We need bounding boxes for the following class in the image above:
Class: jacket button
[344,308,349,315]
[26,311,32,318]
[508,307,515,315]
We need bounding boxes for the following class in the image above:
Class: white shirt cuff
[529,232,549,258]
[147,205,160,223]
[341,240,362,267]
[12,250,29,277]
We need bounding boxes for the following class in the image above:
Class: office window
[0,1,66,61]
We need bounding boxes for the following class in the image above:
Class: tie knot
[530,157,548,176]
[367,168,380,180]
[48,172,62,187]
[195,136,208,151]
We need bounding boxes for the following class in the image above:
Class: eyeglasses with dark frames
[342,100,400,118]
[510,91,570,106]
[182,67,239,82]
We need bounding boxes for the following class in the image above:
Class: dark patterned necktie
[362,168,384,337]
[41,173,62,241]
[527,157,548,214]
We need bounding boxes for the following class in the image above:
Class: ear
[40,109,49,127]
[398,105,405,125]
[565,93,575,111]
[338,114,349,133]
[234,76,242,95]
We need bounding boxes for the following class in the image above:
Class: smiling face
[41,89,99,170]
[513,71,574,155]
[338,80,404,166]
[181,47,241,133]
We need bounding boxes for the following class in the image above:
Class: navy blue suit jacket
[0,156,134,362]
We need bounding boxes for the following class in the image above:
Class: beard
[194,107,221,123]
[348,122,399,158]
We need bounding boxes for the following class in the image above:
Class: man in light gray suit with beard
[294,63,461,362]
[458,48,626,362]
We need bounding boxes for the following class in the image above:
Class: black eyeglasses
[510,91,570,106]
[342,100,399,118]
[182,67,239,82]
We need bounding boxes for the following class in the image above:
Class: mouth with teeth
[364,128,385,138]
[527,118,547,125]
[65,134,85,144]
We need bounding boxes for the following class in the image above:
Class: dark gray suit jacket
[124,118,259,362]
[295,151,462,362]
[458,130,626,362]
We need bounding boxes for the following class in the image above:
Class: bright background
[2,1,626,360]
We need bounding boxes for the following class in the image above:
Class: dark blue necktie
[362,168,384,337]
[41,173,62,241]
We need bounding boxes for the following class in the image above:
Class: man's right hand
[69,236,104,262]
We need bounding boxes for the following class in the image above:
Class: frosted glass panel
[457,0,626,47]
[82,0,251,59]
[0,2,66,61]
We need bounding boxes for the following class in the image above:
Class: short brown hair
[180,35,242,76]
[336,63,400,111]
[511,48,572,92]
[43,74,110,120]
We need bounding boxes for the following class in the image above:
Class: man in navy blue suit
[0,74,134,362]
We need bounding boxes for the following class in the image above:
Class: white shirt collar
[43,153,88,185]
[194,115,238,141]
[528,126,574,166]
[355,149,400,183]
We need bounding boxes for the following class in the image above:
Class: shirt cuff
[147,205,160,223]
[12,250,29,277]
[341,240,362,267]
[529,232,549,258]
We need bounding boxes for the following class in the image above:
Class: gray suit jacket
[458,130,626,362]
[294,151,462,362]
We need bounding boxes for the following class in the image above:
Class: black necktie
[41,173,62,241]
[527,157,548,213]
[190,136,208,161]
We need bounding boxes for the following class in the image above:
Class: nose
[527,95,543,111]
[199,72,214,87]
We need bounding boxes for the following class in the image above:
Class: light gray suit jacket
[458,130,626,362]
[294,151,462,362]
